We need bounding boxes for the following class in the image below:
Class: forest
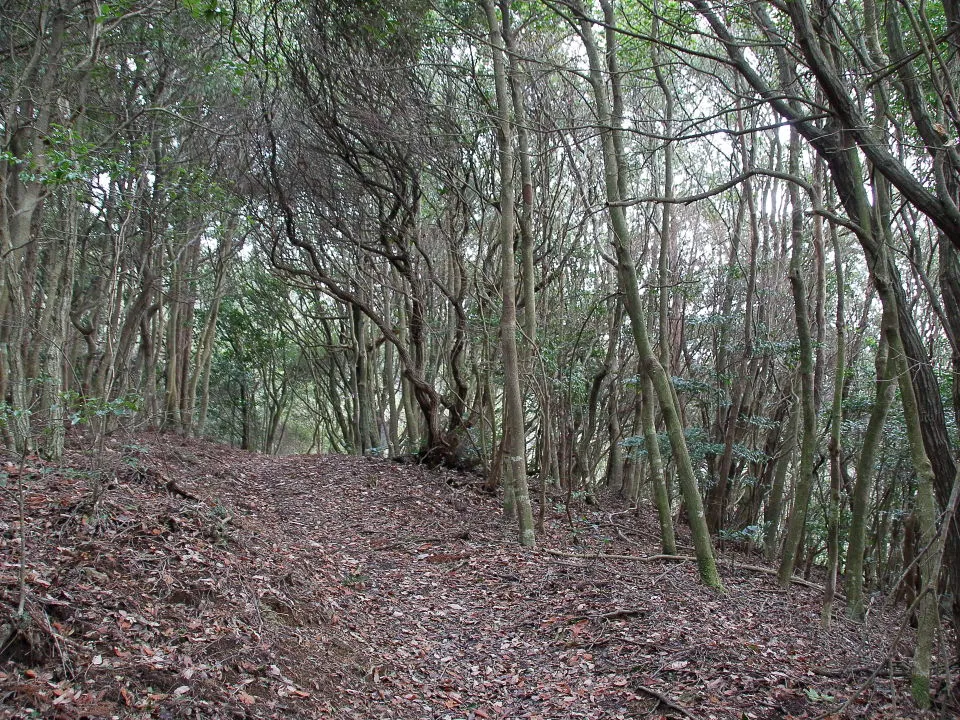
[1,0,960,715]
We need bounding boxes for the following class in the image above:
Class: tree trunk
[822,222,845,625]
[643,374,676,555]
[575,0,721,588]
[777,130,818,589]
[845,333,894,620]
[483,0,535,547]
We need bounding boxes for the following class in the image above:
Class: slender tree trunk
[383,330,400,454]
[822,223,845,625]
[504,10,537,369]
[649,9,685,538]
[164,285,182,429]
[575,0,720,588]
[763,388,797,561]
[483,0,535,547]
[188,224,235,435]
[643,375,676,554]
[622,392,642,504]
[777,131,818,589]
[605,351,624,490]
[845,333,894,619]
[881,315,940,706]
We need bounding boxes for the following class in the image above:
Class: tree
[482,0,536,546]
[562,0,722,589]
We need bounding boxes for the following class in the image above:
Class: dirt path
[214,452,921,720]
[0,435,939,720]
[219,454,570,718]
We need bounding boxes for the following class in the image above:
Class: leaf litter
[0,432,951,719]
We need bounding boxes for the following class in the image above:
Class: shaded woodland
[2,0,960,710]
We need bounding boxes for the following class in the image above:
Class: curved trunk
[575,0,720,588]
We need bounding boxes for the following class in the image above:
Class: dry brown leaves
[0,432,949,719]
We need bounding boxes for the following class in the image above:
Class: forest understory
[0,433,952,720]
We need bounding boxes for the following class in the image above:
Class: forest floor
[0,432,953,720]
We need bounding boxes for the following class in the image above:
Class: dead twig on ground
[635,683,698,719]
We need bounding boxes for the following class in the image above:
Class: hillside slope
[0,433,947,719]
